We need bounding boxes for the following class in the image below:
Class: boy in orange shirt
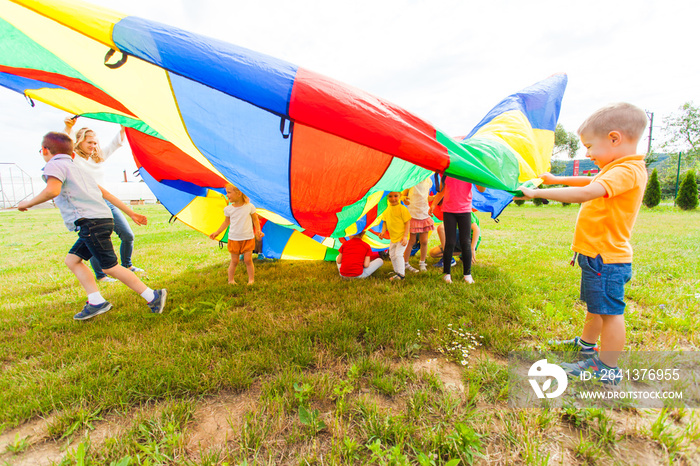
[518,103,648,384]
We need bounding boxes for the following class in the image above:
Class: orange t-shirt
[572,155,647,263]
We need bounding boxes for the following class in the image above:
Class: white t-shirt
[407,177,433,220]
[224,202,257,240]
[72,131,124,185]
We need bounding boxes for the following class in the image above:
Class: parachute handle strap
[104,49,128,69]
[280,117,294,139]
[24,94,35,107]
[218,241,225,250]
[169,215,177,224]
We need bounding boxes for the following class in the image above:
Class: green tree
[676,170,698,210]
[642,169,661,208]
[663,102,700,161]
[550,160,566,175]
[553,123,580,159]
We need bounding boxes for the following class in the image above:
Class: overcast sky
[1,0,698,182]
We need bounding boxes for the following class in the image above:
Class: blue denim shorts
[69,218,119,270]
[578,254,632,315]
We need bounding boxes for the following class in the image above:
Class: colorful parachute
[0,0,567,259]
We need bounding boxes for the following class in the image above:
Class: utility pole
[645,111,654,155]
[674,152,682,205]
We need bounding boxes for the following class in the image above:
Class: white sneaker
[129,266,145,273]
[98,276,117,283]
[464,275,475,284]
[443,274,452,284]
[406,264,419,273]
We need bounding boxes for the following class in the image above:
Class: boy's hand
[255,231,265,240]
[209,233,218,240]
[130,212,147,225]
[539,172,558,185]
[515,186,536,200]
[403,197,411,206]
[17,200,30,211]
[400,237,408,246]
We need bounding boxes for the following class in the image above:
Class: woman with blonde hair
[64,116,145,281]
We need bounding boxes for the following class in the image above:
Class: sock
[88,292,106,305]
[579,338,596,348]
[140,288,155,302]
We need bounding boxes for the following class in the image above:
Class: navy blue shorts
[69,218,119,270]
[578,254,632,316]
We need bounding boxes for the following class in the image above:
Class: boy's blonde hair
[225,183,250,204]
[577,102,648,141]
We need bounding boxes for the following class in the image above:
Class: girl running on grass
[210,184,264,285]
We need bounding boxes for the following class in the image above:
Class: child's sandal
[389,274,405,281]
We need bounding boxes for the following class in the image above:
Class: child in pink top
[430,176,484,284]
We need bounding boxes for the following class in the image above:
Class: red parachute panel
[0,66,135,116]
[290,123,393,236]
[126,128,227,187]
[289,67,449,174]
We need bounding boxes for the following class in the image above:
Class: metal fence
[0,163,35,209]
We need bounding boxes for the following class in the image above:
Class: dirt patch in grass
[412,352,465,393]
[185,390,259,460]
[2,352,699,465]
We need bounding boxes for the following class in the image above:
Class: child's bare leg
[228,253,240,284]
[243,251,255,284]
[403,233,417,264]
[65,253,98,295]
[580,312,603,345]
[103,265,148,294]
[418,232,430,262]
[598,315,625,367]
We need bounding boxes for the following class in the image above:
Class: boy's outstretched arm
[99,186,147,225]
[540,172,593,187]
[17,177,62,211]
[518,182,606,204]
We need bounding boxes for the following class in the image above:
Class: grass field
[0,203,699,465]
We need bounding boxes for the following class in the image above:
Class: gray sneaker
[148,289,168,314]
[74,301,113,321]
